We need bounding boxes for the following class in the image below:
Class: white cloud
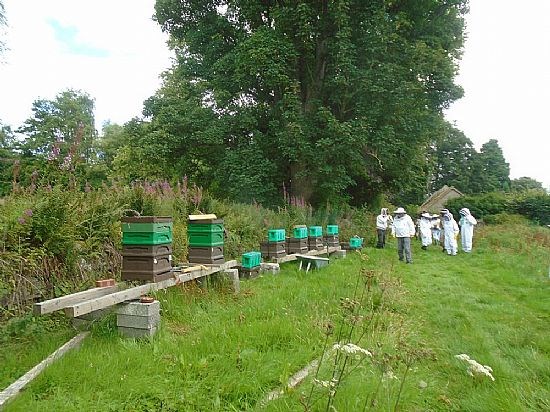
[0,0,172,131]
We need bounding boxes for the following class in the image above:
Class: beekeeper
[391,207,416,263]
[375,208,393,248]
[431,214,441,246]
[459,208,477,252]
[419,212,433,250]
[442,210,459,256]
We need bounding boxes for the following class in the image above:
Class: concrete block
[260,262,280,275]
[222,269,240,293]
[118,326,158,338]
[116,300,160,317]
[72,308,113,330]
[116,313,160,329]
[333,250,347,259]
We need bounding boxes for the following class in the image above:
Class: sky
[445,0,550,189]
[0,0,548,188]
[0,0,172,130]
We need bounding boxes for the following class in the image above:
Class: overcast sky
[445,0,550,188]
[0,1,548,188]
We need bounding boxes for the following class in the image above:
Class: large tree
[469,139,510,193]
[430,123,476,193]
[150,0,468,205]
[511,176,545,193]
[18,89,97,164]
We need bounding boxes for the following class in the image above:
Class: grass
[1,223,549,411]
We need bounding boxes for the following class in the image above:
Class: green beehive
[268,229,286,242]
[293,227,308,239]
[187,220,224,233]
[242,251,261,269]
[326,225,339,235]
[122,222,173,233]
[122,231,172,245]
[349,236,363,249]
[188,231,224,247]
[308,226,323,237]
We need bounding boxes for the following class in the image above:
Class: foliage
[469,139,511,193]
[0,122,15,195]
[0,0,5,57]
[12,89,98,189]
[446,191,550,225]
[430,123,476,193]
[0,182,374,319]
[446,192,509,220]
[512,192,550,225]
[511,176,545,193]
[146,0,468,206]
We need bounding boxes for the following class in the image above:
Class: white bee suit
[442,213,459,255]
[419,217,432,247]
[459,208,477,252]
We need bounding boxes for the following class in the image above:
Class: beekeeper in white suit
[442,210,459,255]
[459,208,477,252]
[391,207,416,263]
[419,212,433,250]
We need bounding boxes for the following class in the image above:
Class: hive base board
[121,270,174,283]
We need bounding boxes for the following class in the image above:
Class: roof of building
[420,185,464,210]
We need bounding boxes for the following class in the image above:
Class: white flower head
[313,379,337,388]
[455,354,495,381]
[333,343,372,358]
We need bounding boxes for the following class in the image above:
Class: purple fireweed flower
[18,217,26,225]
[24,209,33,217]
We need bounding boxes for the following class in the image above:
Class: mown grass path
[1,224,549,411]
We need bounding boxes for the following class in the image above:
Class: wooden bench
[295,255,329,273]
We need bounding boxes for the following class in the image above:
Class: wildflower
[24,209,33,217]
[313,379,337,389]
[18,217,26,225]
[382,369,399,381]
[333,343,372,358]
[454,354,495,381]
[340,297,359,312]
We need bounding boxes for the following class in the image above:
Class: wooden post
[64,261,238,318]
[0,332,89,408]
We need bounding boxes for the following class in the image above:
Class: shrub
[446,191,550,225]
[512,192,550,225]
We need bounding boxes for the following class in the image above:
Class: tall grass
[2,223,548,410]
[0,183,373,320]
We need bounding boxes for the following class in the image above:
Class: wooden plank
[33,284,123,315]
[64,260,238,318]
[188,213,217,220]
[0,332,89,408]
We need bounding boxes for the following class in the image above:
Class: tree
[469,139,510,193]
[151,0,468,206]
[0,1,6,57]
[511,176,545,193]
[430,123,476,193]
[18,89,97,164]
[0,122,15,194]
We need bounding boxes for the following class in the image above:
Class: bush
[482,213,530,226]
[446,191,550,225]
[512,192,550,225]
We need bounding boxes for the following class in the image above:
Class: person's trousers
[397,237,412,263]
[376,229,386,248]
